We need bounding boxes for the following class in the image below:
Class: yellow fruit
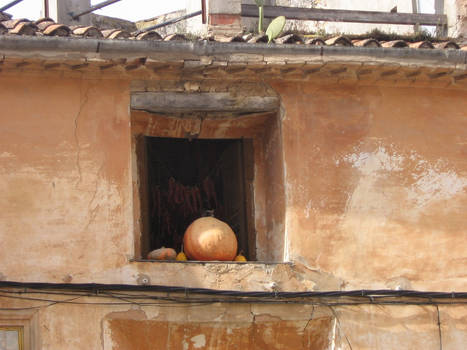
[234,254,247,262]
[176,252,187,261]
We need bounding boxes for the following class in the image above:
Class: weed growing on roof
[358,28,438,42]
[183,32,199,41]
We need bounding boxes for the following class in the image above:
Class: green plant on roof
[255,0,265,33]
[266,15,286,43]
[254,1,286,42]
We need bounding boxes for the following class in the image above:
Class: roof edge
[0,35,465,69]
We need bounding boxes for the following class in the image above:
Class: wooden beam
[131,92,279,114]
[241,4,447,26]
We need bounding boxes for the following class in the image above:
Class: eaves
[0,35,466,70]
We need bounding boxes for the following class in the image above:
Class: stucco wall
[1,73,466,288]
[0,75,134,283]
[272,80,467,291]
[3,290,467,349]
[0,71,466,349]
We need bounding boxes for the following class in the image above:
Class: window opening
[0,326,23,350]
[141,137,253,260]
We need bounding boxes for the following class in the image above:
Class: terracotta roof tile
[5,20,37,35]
[102,29,130,39]
[352,38,381,47]
[304,37,325,45]
[42,23,71,36]
[241,33,253,41]
[2,18,26,29]
[274,33,303,44]
[35,19,71,36]
[35,19,53,30]
[71,26,103,38]
[135,31,162,41]
[0,11,464,54]
[164,33,188,41]
[213,34,244,43]
[434,41,460,49]
[34,17,53,25]
[325,36,352,46]
[409,41,434,49]
[247,34,268,43]
[0,12,11,21]
[0,22,7,35]
[381,40,408,48]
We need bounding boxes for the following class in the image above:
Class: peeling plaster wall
[0,75,134,283]
[272,80,467,292]
[0,72,467,349]
[4,292,467,350]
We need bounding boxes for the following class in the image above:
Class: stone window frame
[0,310,38,350]
[130,107,286,262]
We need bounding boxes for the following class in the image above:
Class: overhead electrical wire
[0,280,466,312]
[71,0,122,19]
[0,0,24,12]
[0,281,466,299]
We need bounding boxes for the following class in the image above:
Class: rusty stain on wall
[105,315,333,350]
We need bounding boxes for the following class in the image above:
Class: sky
[0,0,186,22]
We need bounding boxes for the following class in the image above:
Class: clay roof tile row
[0,11,465,51]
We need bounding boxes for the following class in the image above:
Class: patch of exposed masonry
[339,146,404,174]
[190,334,206,349]
[407,159,467,208]
[339,144,467,209]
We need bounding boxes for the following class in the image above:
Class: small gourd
[147,247,177,260]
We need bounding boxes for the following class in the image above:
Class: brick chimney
[208,0,243,36]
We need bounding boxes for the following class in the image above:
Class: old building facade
[0,1,466,349]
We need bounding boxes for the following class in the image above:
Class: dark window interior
[141,137,254,260]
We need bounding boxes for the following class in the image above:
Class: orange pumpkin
[183,217,238,261]
[147,247,177,260]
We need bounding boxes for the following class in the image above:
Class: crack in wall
[302,305,315,333]
[302,306,316,349]
[82,161,105,232]
[83,204,101,233]
[249,305,256,323]
[74,83,90,187]
[87,161,105,210]
[436,305,443,350]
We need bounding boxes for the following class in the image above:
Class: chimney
[207,0,243,36]
[47,0,92,26]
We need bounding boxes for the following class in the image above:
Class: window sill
[127,259,300,292]
[130,259,291,265]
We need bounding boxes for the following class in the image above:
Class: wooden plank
[131,92,280,113]
[241,4,447,26]
[242,138,256,261]
[135,135,150,258]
